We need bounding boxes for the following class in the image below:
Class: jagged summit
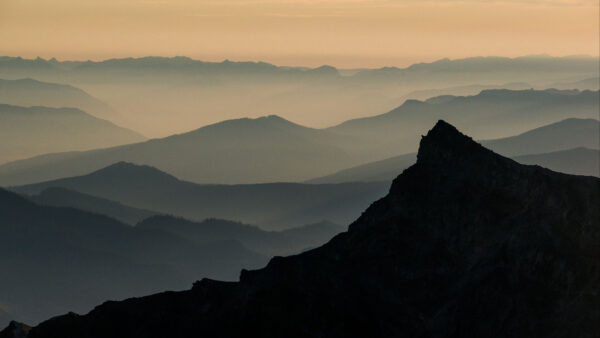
[4,121,599,338]
[415,119,502,167]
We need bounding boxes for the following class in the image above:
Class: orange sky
[0,0,598,68]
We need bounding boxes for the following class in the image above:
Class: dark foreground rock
[3,120,599,338]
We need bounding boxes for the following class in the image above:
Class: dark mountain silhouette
[28,187,158,225]
[13,162,389,230]
[0,78,114,120]
[481,118,599,156]
[0,104,145,164]
[7,120,598,338]
[309,118,600,183]
[0,115,357,185]
[514,147,600,177]
[0,187,269,328]
[330,89,599,156]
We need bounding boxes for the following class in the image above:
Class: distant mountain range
[0,89,596,185]
[1,55,597,136]
[12,162,389,230]
[0,78,114,120]
[6,120,597,338]
[0,104,145,164]
[1,55,596,85]
[309,118,600,183]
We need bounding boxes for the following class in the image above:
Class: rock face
[5,120,600,338]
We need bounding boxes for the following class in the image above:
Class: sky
[0,0,598,68]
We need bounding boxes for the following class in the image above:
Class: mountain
[0,115,360,185]
[0,104,145,164]
[513,147,600,177]
[481,118,600,156]
[401,82,532,101]
[330,89,599,157]
[0,188,268,328]
[309,118,600,183]
[0,78,114,120]
[137,216,344,256]
[8,120,598,338]
[28,187,158,225]
[12,162,389,230]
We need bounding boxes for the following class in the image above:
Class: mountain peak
[416,120,491,166]
[89,162,179,182]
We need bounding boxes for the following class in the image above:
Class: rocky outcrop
[7,120,600,338]
[0,322,31,338]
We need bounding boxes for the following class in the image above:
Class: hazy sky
[0,0,598,68]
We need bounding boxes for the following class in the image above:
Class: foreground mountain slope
[0,115,356,185]
[0,104,145,164]
[13,120,599,338]
[13,162,388,229]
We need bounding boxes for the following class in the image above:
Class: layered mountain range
[0,186,343,327]
[4,121,597,338]
[0,89,597,185]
